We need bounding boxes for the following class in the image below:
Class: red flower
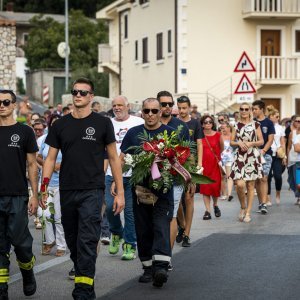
[169,169,177,176]
[175,146,190,164]
[163,148,176,159]
[42,177,50,185]
[143,141,159,153]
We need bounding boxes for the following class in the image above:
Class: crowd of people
[0,79,299,299]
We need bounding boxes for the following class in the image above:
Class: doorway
[261,98,281,113]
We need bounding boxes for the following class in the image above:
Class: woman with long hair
[230,103,264,223]
[266,105,286,205]
[199,115,224,220]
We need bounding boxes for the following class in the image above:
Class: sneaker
[256,204,262,213]
[100,236,110,245]
[109,235,123,255]
[20,268,36,296]
[153,269,168,288]
[228,195,234,202]
[121,243,136,260]
[182,235,191,247]
[167,262,173,271]
[138,267,152,283]
[41,242,55,255]
[176,226,185,243]
[0,284,8,300]
[68,267,75,280]
[261,204,268,214]
[214,206,221,218]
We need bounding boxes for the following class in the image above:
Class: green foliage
[16,77,26,94]
[3,0,115,18]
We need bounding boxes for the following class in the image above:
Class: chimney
[6,2,14,12]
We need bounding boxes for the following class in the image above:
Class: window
[296,30,300,53]
[124,15,128,39]
[142,37,148,63]
[23,33,29,45]
[296,98,300,114]
[168,30,172,53]
[140,0,149,4]
[135,40,138,61]
[156,33,163,60]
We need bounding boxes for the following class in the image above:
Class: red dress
[199,132,222,197]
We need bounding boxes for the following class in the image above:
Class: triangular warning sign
[234,51,256,72]
[234,73,256,94]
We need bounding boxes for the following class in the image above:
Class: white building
[97,0,300,117]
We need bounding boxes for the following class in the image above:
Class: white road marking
[9,255,70,284]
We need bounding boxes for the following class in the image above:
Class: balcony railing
[98,44,119,74]
[256,56,300,84]
[243,0,300,18]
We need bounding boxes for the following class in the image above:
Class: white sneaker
[100,237,110,245]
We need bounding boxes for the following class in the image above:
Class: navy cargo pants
[60,189,103,300]
[132,187,174,272]
[0,196,35,285]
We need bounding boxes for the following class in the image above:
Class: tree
[3,0,115,17]
[23,10,109,96]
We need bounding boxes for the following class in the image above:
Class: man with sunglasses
[0,89,39,299]
[41,78,125,300]
[120,98,176,288]
[156,91,190,264]
[176,95,204,247]
[252,100,275,215]
[105,95,144,260]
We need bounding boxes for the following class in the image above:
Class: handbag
[205,136,226,176]
[135,185,158,205]
[274,139,285,159]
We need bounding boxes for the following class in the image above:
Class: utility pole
[65,0,69,91]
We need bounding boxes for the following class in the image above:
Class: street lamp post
[65,0,69,91]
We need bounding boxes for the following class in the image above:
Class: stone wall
[0,19,16,91]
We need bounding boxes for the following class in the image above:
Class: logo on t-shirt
[82,127,96,141]
[262,126,268,134]
[116,128,128,144]
[8,134,21,148]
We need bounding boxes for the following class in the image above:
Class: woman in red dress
[199,115,224,220]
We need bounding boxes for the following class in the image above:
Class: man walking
[0,89,38,299]
[120,98,174,287]
[252,100,275,214]
[105,95,144,260]
[41,78,125,300]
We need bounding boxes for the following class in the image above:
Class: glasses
[218,119,224,123]
[34,128,44,132]
[203,120,213,125]
[0,99,12,107]
[294,120,300,123]
[160,102,174,108]
[143,108,160,115]
[177,96,189,103]
[240,107,250,112]
[71,89,93,97]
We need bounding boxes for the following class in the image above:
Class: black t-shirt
[120,124,175,155]
[46,112,115,190]
[0,123,38,196]
[166,117,190,141]
[185,118,204,142]
[254,117,275,155]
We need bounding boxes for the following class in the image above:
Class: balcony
[243,0,300,19]
[256,56,300,84]
[98,44,120,75]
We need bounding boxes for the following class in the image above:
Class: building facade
[97,0,300,117]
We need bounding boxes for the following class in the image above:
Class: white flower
[124,154,134,166]
[157,142,165,150]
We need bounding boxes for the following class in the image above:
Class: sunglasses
[0,99,13,107]
[218,119,224,122]
[71,89,93,97]
[143,108,160,115]
[203,120,213,124]
[294,120,300,123]
[34,128,44,132]
[240,107,250,112]
[160,102,174,108]
[177,97,189,103]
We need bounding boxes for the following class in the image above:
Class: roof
[0,12,65,25]
[96,0,131,20]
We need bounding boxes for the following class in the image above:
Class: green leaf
[46,218,55,224]
[191,173,215,184]
[49,207,55,214]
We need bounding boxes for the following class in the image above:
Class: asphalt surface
[7,174,300,299]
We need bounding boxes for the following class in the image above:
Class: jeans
[105,175,136,248]
[288,163,300,198]
[267,156,284,195]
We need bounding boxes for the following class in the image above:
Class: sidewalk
[8,176,300,299]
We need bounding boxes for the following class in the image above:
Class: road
[7,175,300,299]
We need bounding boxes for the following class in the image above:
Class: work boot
[0,284,8,300]
[20,268,36,296]
[153,269,168,288]
[138,266,152,283]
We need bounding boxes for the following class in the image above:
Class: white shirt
[106,115,144,177]
[271,123,285,156]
